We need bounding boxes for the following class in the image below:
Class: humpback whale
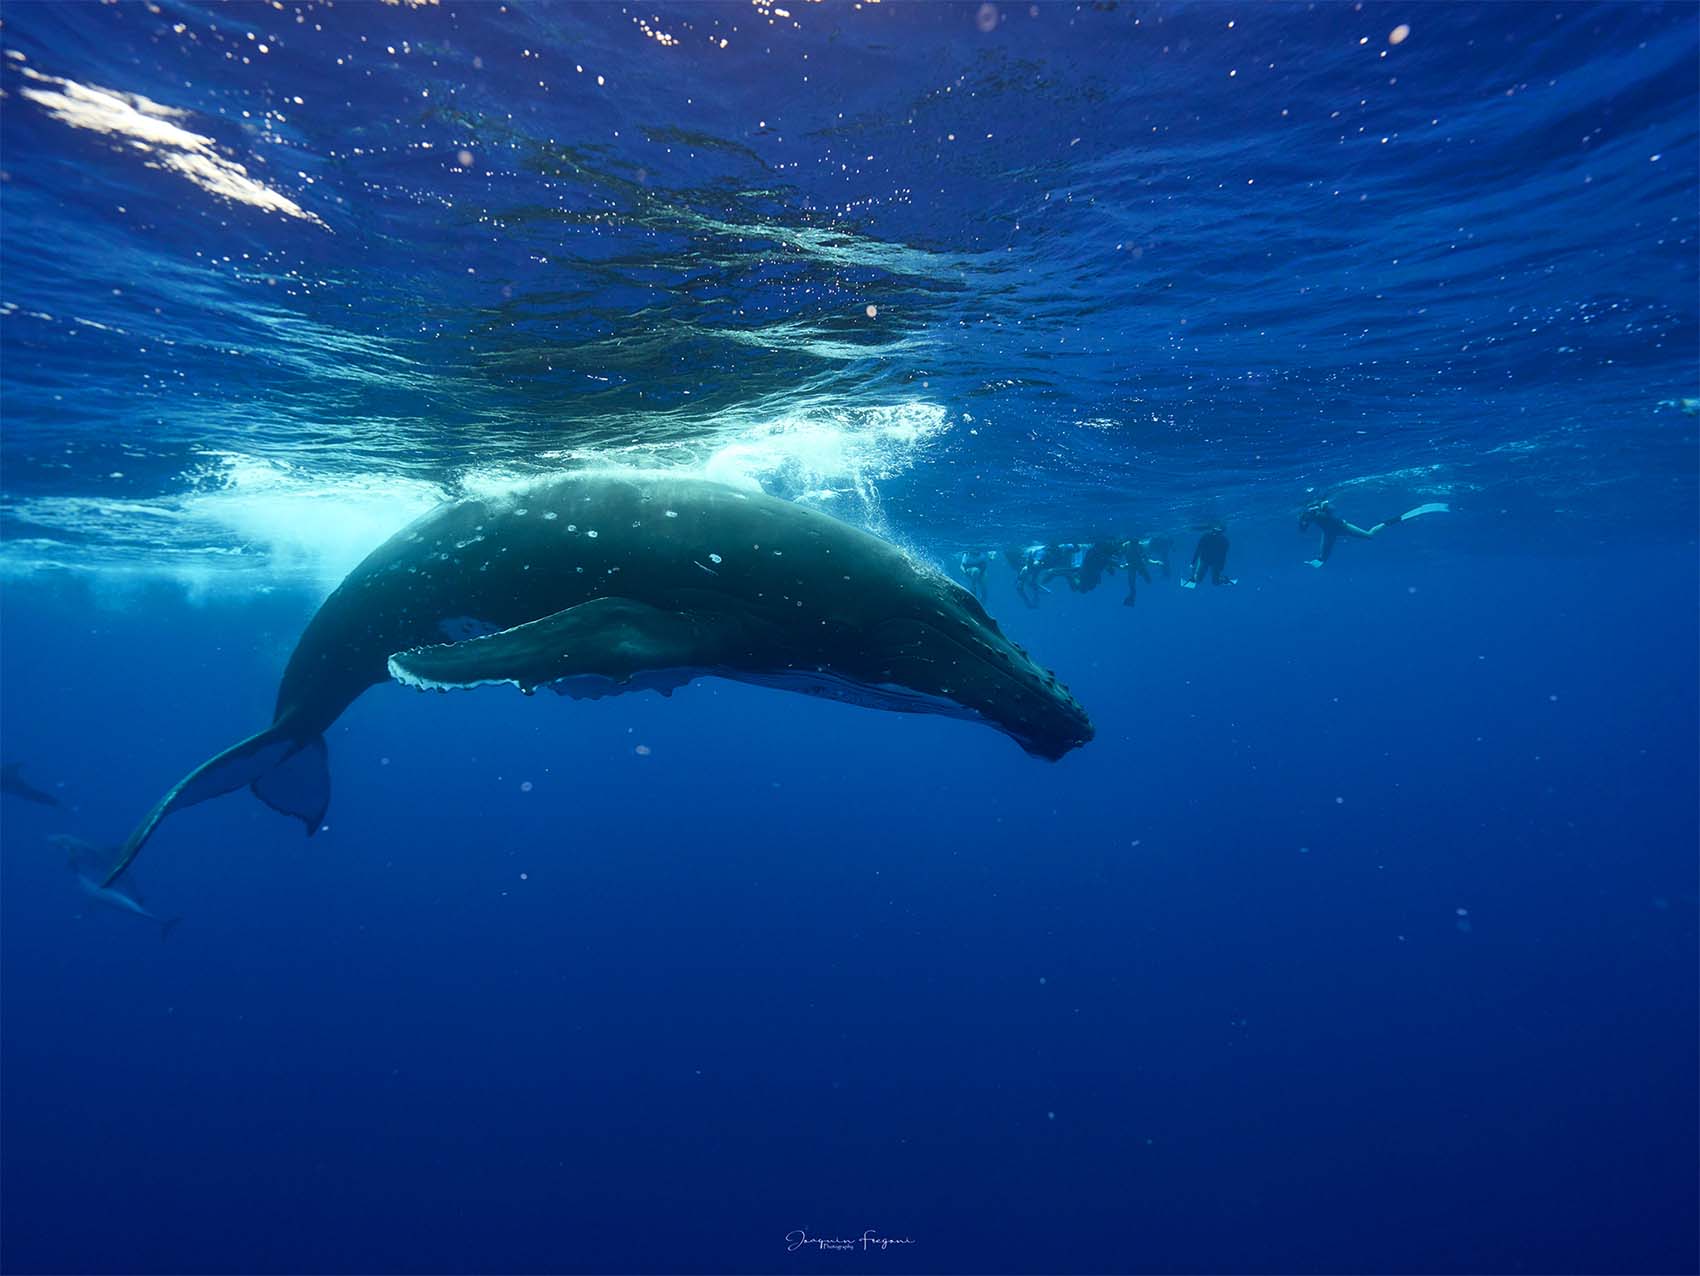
[108,473,1093,883]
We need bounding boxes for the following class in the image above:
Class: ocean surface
[1,2,1696,1272]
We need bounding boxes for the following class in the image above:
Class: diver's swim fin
[1395,502,1450,522]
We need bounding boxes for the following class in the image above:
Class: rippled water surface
[3,1,1695,588]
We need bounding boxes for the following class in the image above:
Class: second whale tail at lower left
[104,723,329,886]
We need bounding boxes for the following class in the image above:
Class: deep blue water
[2,3,1697,1273]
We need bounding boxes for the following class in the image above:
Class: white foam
[2,451,444,595]
[1,401,953,594]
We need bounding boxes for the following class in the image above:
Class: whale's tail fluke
[105,724,329,886]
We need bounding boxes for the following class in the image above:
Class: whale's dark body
[109,473,1093,883]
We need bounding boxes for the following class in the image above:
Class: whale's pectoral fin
[387,598,758,695]
[250,735,330,835]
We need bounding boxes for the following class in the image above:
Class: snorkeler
[958,548,992,601]
[1121,540,1153,606]
[1183,525,1234,588]
[1040,543,1084,591]
[1143,533,1174,578]
[1009,545,1048,607]
[1070,540,1120,594]
[1298,498,1450,567]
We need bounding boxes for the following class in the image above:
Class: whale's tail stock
[104,723,329,886]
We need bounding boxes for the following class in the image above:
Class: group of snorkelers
[957,498,1449,607]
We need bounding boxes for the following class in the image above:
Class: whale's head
[834,566,1094,761]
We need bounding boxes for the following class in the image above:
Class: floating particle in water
[1038,976,1047,985]
[709,552,722,563]
[1334,796,1345,805]
[520,780,533,792]
[1046,1111,1056,1121]
[380,756,391,766]
[519,872,528,881]
[1455,907,1469,916]
[587,529,599,538]
[865,304,878,318]
[1548,693,1559,702]
[456,149,474,167]
[1299,846,1310,854]
[975,3,998,33]
[1389,23,1410,45]
[635,744,652,756]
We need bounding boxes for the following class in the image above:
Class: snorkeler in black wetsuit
[1298,498,1450,567]
[1071,540,1119,593]
[958,548,992,601]
[1184,525,1234,588]
[1121,539,1151,606]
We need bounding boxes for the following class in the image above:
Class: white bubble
[520,780,533,792]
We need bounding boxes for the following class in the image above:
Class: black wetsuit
[1072,541,1118,593]
[1189,529,1231,585]
[1123,543,1153,606]
[1300,504,1378,562]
